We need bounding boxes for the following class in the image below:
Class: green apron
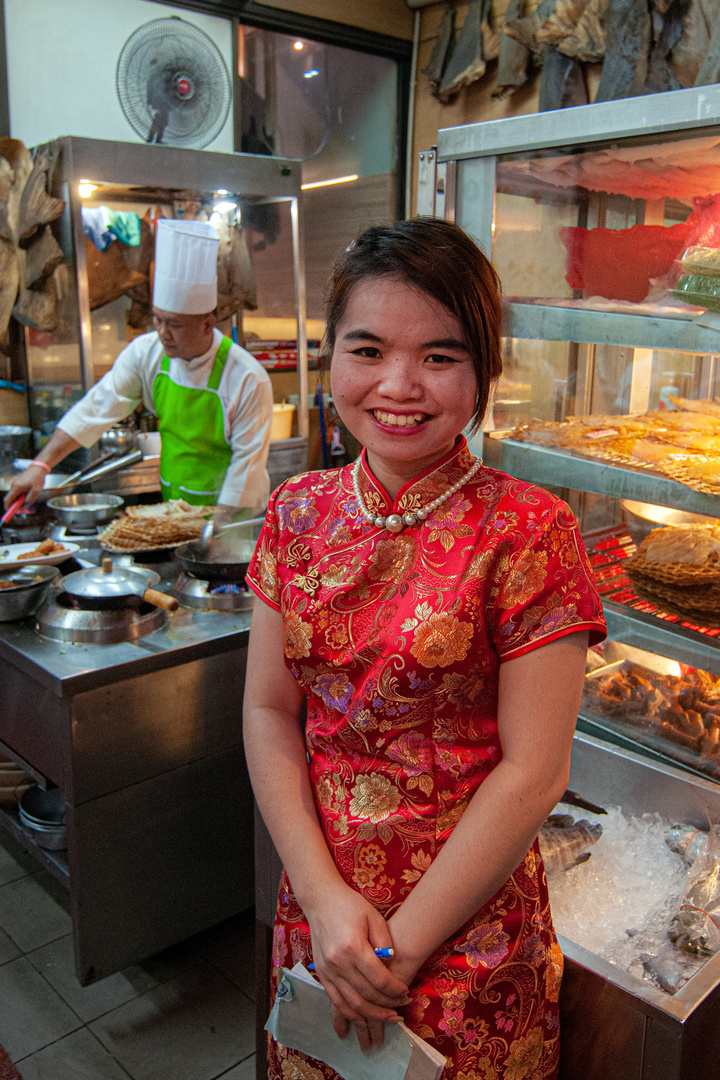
[152,335,233,505]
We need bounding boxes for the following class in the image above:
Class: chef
[4,219,273,519]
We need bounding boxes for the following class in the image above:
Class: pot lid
[62,558,159,598]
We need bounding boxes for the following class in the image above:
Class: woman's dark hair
[321,217,502,432]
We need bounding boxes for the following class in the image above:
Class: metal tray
[500,438,720,521]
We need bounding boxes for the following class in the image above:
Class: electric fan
[116,17,232,149]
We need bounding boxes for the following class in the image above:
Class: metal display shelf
[504,301,720,353]
[500,439,720,519]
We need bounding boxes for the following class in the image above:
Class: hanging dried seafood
[422,5,456,94]
[438,0,491,100]
[0,139,65,344]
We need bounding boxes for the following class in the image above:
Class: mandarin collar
[356,436,477,512]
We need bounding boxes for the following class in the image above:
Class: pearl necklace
[352,455,482,533]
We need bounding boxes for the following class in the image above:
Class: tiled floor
[0,828,258,1080]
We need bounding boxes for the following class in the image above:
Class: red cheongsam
[246,436,606,1080]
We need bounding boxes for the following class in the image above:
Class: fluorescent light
[303,69,319,79]
[213,199,237,214]
[293,40,303,50]
[301,175,358,191]
[215,188,229,195]
[78,182,97,198]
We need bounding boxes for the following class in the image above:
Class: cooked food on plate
[16,539,68,560]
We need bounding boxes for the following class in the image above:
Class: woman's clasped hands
[303,881,414,1053]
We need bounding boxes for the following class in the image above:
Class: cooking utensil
[0,564,60,621]
[175,521,261,584]
[48,492,124,528]
[1,494,25,525]
[0,448,143,505]
[61,558,179,612]
[53,448,143,492]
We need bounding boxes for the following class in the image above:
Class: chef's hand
[304,882,411,1050]
[4,466,46,510]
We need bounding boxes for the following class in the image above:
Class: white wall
[5,0,234,151]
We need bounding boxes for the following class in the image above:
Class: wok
[61,558,179,612]
[175,537,256,584]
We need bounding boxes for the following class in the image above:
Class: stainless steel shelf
[504,302,720,353]
[500,438,720,519]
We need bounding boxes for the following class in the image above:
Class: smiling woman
[243,218,606,1080]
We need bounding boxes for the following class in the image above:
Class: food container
[271,403,294,441]
[48,492,124,528]
[18,785,66,850]
[136,431,161,458]
[0,564,60,621]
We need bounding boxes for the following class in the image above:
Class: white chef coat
[58,329,273,512]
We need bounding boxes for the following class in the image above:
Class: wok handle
[143,588,179,612]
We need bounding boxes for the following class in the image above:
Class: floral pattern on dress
[247,437,606,1080]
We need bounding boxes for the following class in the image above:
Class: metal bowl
[47,492,124,527]
[0,564,60,621]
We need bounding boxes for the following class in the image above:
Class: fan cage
[116,18,232,149]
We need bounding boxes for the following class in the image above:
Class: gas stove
[38,591,167,644]
[46,524,105,549]
[172,572,254,612]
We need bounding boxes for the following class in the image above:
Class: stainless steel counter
[0,544,256,984]
[0,604,252,695]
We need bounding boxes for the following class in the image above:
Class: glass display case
[437,85,720,784]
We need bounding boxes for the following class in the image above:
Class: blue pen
[308,947,394,971]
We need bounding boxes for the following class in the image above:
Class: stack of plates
[0,754,31,806]
[18,785,66,850]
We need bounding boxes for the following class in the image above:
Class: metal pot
[99,425,139,455]
[48,493,124,528]
[0,564,60,621]
[61,558,179,612]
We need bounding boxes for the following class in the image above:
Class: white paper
[265,964,445,1080]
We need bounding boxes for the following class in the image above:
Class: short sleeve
[245,487,282,611]
[491,498,606,661]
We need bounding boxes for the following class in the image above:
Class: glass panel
[582,643,720,785]
[493,130,720,315]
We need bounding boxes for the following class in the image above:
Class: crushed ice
[547,803,706,990]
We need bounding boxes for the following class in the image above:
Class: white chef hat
[153,219,220,315]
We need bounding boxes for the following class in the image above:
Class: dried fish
[559,0,607,61]
[538,44,589,109]
[595,0,652,101]
[643,0,692,94]
[24,225,63,289]
[423,5,456,94]
[494,0,532,94]
[438,0,489,100]
[539,813,603,874]
[694,2,720,84]
[17,152,64,242]
[669,0,714,87]
[0,237,19,346]
[504,0,557,57]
